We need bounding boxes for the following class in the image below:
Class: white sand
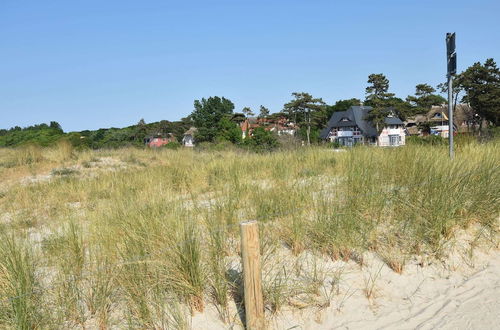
[305,252,500,330]
[192,245,500,330]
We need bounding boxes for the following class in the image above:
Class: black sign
[446,33,456,76]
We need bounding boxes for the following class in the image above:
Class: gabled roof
[184,127,198,136]
[384,116,404,125]
[320,106,404,139]
[405,104,475,126]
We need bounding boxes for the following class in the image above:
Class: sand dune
[193,246,500,330]
[276,250,500,330]
[338,260,498,329]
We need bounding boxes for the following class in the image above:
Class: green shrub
[163,141,181,150]
[241,127,279,152]
[327,141,342,149]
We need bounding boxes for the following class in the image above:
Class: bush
[327,141,342,149]
[163,141,181,150]
[297,127,321,144]
[0,125,65,147]
[241,127,279,152]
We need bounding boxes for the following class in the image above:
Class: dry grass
[0,141,499,328]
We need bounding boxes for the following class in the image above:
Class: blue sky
[1,0,499,131]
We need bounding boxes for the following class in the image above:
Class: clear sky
[1,0,499,131]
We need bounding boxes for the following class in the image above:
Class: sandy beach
[193,240,500,330]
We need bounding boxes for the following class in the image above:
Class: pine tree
[406,84,446,116]
[456,58,500,126]
[365,74,395,133]
[242,107,254,118]
[283,92,325,145]
[258,105,270,118]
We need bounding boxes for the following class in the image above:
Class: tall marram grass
[0,233,43,329]
[0,141,498,328]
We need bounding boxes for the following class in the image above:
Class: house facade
[240,117,298,138]
[320,106,406,147]
[405,104,480,137]
[182,127,197,147]
[144,133,176,148]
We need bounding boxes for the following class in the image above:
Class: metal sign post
[446,32,456,159]
[448,74,454,159]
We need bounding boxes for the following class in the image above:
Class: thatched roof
[183,127,198,136]
[407,104,474,126]
[428,104,474,124]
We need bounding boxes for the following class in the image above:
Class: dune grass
[0,141,499,328]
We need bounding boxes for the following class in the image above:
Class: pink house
[144,133,176,148]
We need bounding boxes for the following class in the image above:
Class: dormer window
[341,117,350,122]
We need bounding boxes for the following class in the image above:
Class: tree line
[1,58,499,149]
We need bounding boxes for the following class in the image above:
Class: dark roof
[384,116,404,125]
[320,106,403,139]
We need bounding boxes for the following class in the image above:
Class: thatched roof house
[182,127,197,147]
[405,104,477,135]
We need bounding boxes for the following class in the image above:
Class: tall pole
[448,75,454,159]
[307,109,311,146]
[446,32,456,160]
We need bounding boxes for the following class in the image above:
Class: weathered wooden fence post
[240,220,265,330]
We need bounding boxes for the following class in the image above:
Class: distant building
[320,106,406,147]
[182,127,197,147]
[144,133,176,148]
[240,117,298,138]
[405,104,479,137]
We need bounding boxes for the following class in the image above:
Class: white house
[320,106,406,147]
[182,127,197,147]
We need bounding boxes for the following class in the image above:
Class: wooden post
[240,220,265,330]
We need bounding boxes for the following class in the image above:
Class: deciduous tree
[191,96,235,142]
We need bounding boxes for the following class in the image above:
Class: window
[338,137,354,147]
[389,135,399,146]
